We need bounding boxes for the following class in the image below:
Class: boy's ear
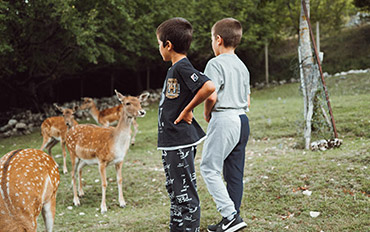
[216,35,223,46]
[166,40,173,51]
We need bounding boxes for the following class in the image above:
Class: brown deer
[80,97,141,145]
[0,148,60,232]
[66,90,149,213]
[40,104,78,174]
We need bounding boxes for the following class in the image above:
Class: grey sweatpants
[200,110,249,218]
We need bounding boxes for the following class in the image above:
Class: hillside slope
[266,24,370,82]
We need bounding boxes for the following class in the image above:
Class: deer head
[54,103,78,128]
[115,90,148,118]
[79,97,95,110]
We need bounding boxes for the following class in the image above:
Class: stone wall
[0,89,161,138]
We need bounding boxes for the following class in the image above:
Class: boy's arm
[248,94,250,108]
[204,91,217,123]
[174,80,215,125]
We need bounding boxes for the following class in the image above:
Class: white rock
[15,122,27,129]
[8,119,17,126]
[310,211,320,218]
[302,190,312,196]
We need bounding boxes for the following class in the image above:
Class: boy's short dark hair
[156,17,193,54]
[212,18,242,48]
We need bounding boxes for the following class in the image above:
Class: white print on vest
[190,73,199,82]
[176,193,192,203]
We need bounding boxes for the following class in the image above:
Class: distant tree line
[0,0,356,112]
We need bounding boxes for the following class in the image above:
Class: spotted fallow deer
[40,104,78,174]
[80,96,143,145]
[0,149,60,232]
[66,90,149,213]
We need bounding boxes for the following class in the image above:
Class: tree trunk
[298,0,320,149]
[265,41,269,85]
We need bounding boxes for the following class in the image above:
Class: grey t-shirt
[204,53,250,112]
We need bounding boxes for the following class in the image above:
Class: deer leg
[42,195,56,232]
[40,135,52,151]
[42,178,56,232]
[98,161,108,213]
[71,157,80,206]
[45,139,59,167]
[61,140,68,174]
[41,137,56,156]
[130,119,138,145]
[42,201,54,232]
[46,139,58,157]
[77,161,87,197]
[115,161,126,208]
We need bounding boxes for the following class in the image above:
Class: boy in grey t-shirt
[200,18,250,232]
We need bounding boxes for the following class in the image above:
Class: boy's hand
[174,109,193,125]
[204,112,211,123]
[204,91,217,123]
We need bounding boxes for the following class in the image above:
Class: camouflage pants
[162,146,200,232]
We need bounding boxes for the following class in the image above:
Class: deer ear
[139,92,150,102]
[115,89,125,103]
[54,103,64,112]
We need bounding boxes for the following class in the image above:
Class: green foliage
[309,0,356,33]
[354,0,370,12]
[0,0,362,111]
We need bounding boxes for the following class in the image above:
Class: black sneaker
[207,214,247,232]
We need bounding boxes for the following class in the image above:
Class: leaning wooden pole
[302,0,338,138]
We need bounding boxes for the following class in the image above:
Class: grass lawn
[0,72,369,232]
